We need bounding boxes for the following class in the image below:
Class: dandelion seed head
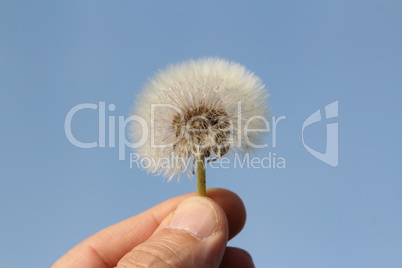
[131,57,269,180]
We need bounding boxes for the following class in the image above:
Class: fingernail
[169,197,218,239]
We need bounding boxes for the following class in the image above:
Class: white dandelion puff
[131,57,269,188]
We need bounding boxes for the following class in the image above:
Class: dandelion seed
[131,58,269,195]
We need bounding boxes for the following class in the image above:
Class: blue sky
[1,1,401,267]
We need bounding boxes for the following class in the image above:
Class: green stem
[197,154,206,196]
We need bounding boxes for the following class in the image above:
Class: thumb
[116,196,229,268]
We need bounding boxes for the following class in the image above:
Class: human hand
[52,188,254,268]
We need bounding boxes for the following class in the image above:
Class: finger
[52,192,192,268]
[116,196,228,268]
[220,247,255,268]
[207,188,246,240]
[52,188,246,268]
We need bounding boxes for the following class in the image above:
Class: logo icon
[302,101,338,167]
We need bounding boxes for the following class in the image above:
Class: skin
[52,188,254,268]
